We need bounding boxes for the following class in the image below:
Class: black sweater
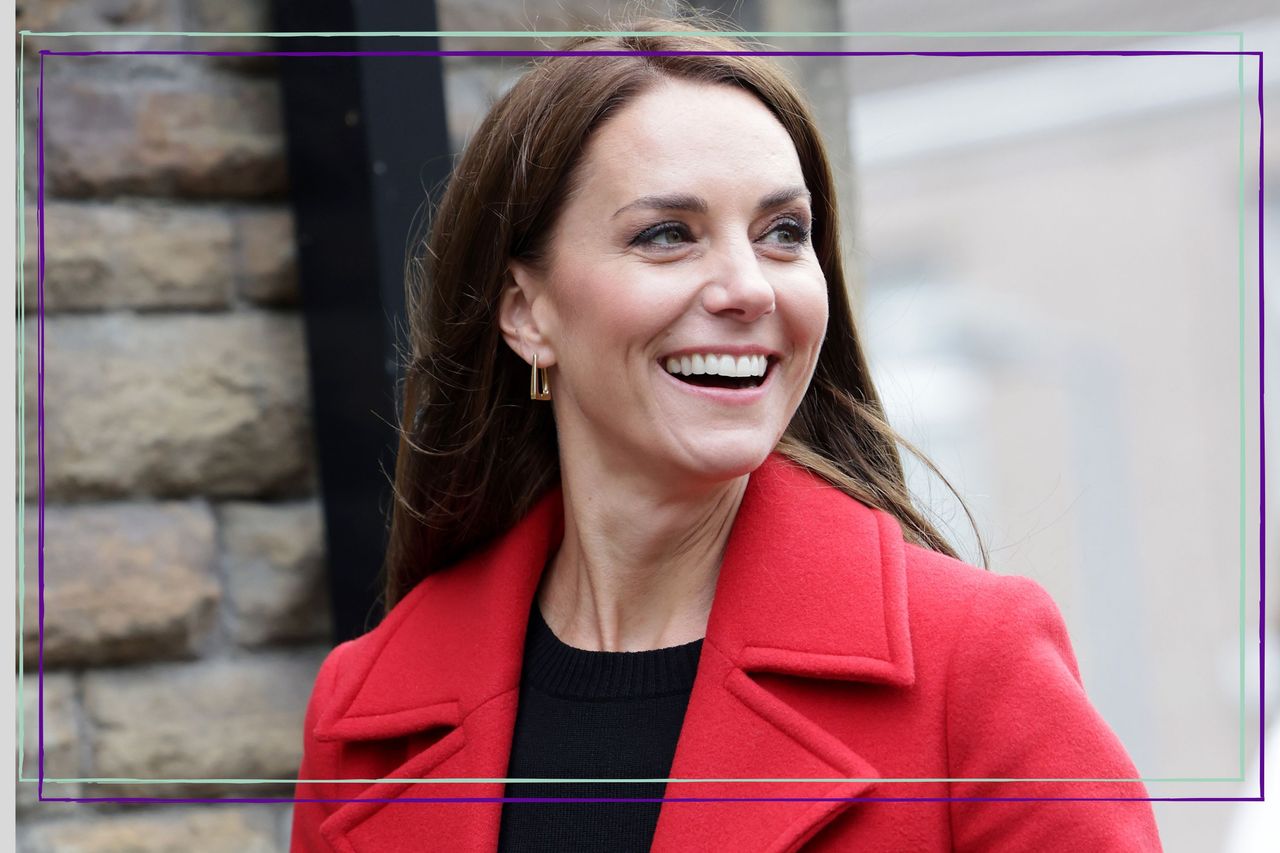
[496,604,704,852]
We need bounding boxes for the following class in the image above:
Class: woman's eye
[650,226,686,246]
[763,218,811,247]
[631,218,809,250]
[634,223,690,248]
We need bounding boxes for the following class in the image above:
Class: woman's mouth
[669,372,765,389]
[657,353,776,400]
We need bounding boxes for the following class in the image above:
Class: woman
[290,19,1163,853]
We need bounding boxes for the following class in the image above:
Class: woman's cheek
[783,272,829,334]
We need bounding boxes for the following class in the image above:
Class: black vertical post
[272,1,451,641]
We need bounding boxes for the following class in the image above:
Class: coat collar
[316,451,914,852]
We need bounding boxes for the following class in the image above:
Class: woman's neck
[536,465,749,653]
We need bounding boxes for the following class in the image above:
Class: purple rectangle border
[30,46,1266,805]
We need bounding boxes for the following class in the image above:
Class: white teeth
[661,353,770,378]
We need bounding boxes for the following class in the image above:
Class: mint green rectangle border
[14,27,1256,788]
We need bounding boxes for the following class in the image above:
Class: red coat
[291,452,1162,851]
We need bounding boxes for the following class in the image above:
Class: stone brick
[17,673,80,811]
[21,502,220,668]
[18,74,37,199]
[220,500,331,645]
[17,313,36,501]
[22,202,235,313]
[44,75,286,198]
[235,207,300,305]
[27,312,317,500]
[16,0,181,40]
[18,206,38,315]
[181,0,277,71]
[82,653,324,797]
[21,807,284,853]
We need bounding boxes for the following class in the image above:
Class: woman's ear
[498,260,554,366]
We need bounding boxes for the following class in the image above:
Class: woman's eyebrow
[612,192,706,218]
[611,186,811,219]
[757,186,812,213]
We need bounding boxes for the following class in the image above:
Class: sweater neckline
[521,604,704,700]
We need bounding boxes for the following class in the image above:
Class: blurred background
[14,0,1275,850]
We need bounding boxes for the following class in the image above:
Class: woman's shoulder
[897,541,1159,846]
[899,538,1065,622]
[895,538,1080,675]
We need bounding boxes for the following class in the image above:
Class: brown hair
[383,15,987,610]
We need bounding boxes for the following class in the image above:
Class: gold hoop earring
[530,353,552,401]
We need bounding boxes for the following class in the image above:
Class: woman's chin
[667,440,774,482]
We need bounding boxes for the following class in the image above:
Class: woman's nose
[700,239,777,322]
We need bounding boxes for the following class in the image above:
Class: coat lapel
[650,454,914,852]
[314,452,914,853]
[312,488,563,852]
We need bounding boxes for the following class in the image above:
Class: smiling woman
[501,77,830,577]
[289,15,1163,853]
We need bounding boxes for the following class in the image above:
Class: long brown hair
[384,16,987,610]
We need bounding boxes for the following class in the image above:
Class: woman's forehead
[575,81,806,205]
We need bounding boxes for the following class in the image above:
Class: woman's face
[504,78,829,485]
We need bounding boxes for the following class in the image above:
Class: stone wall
[17,1,325,848]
